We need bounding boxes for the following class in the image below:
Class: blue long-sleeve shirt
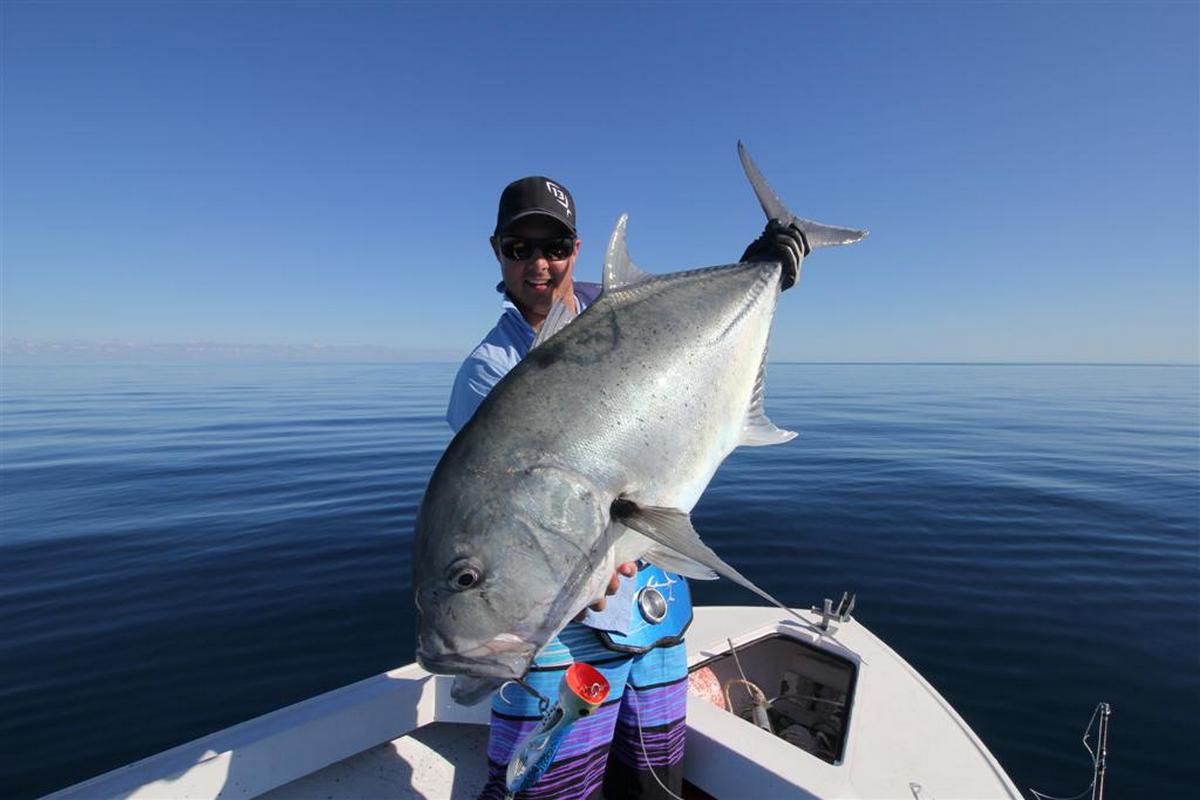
[446,283,601,432]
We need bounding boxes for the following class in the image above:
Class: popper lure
[505,663,610,796]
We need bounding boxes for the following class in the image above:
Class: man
[448,175,805,799]
[447,176,597,433]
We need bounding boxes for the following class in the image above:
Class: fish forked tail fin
[737,140,868,250]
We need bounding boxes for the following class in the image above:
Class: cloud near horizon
[1,339,462,362]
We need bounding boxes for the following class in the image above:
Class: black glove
[740,219,809,291]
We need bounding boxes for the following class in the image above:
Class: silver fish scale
[470,259,782,513]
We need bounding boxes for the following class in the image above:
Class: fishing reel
[505,663,610,797]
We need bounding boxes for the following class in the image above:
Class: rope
[723,678,767,716]
[727,638,752,686]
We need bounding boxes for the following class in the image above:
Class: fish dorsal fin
[741,353,797,447]
[603,214,654,292]
[530,297,577,350]
[612,499,806,623]
[737,140,869,250]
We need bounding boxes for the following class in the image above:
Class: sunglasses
[498,236,575,262]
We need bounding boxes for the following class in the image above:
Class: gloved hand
[741,219,809,291]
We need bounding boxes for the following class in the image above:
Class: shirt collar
[498,294,535,342]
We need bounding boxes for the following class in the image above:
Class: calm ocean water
[2,362,1196,798]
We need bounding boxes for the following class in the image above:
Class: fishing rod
[1029,702,1112,800]
[1091,702,1111,800]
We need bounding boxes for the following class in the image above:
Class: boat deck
[51,606,1021,799]
[263,723,489,800]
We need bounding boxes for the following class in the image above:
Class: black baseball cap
[495,176,576,237]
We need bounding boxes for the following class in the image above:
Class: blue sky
[2,1,1196,363]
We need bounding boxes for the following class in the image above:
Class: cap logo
[545,181,572,217]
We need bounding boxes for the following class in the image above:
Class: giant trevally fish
[414,143,866,702]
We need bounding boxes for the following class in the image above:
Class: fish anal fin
[742,415,798,447]
[740,352,797,447]
[612,499,804,622]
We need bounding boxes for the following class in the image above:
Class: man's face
[492,216,580,326]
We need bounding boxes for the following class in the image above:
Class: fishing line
[1028,703,1105,800]
[625,682,685,800]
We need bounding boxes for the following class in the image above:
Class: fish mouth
[417,633,536,679]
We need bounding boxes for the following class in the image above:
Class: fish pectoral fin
[612,499,806,622]
[644,545,718,580]
[530,297,577,350]
[602,214,654,291]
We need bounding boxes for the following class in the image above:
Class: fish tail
[737,141,868,250]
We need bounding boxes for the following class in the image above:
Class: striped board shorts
[477,622,688,800]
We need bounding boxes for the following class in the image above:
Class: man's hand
[575,562,637,620]
[741,219,810,291]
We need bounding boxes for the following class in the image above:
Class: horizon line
[2,339,1195,368]
[4,358,1197,368]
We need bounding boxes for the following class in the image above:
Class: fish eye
[447,560,483,592]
